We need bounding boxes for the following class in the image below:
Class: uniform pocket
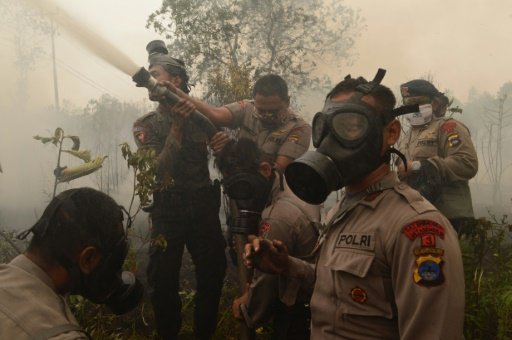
[324,250,394,319]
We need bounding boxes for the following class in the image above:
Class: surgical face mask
[222,171,272,234]
[405,104,433,126]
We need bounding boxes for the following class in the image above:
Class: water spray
[25,0,217,138]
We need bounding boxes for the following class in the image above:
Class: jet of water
[24,0,140,77]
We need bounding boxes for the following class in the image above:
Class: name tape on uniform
[336,232,375,251]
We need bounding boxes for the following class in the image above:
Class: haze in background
[1,0,511,229]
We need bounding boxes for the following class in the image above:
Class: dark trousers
[148,185,227,340]
[272,302,311,340]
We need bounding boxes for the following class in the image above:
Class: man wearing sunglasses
[162,73,311,171]
[397,79,478,235]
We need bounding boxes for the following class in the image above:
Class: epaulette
[394,182,437,215]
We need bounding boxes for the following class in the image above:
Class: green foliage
[120,142,169,213]
[147,0,363,93]
[34,127,107,196]
[204,64,254,105]
[461,215,512,339]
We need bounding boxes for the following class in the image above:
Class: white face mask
[405,104,433,126]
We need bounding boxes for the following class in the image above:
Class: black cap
[400,79,441,98]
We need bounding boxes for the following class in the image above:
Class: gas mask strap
[17,190,81,240]
[385,147,408,172]
[381,104,420,125]
[355,68,386,94]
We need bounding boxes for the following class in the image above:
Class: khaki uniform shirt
[132,106,211,190]
[397,117,478,219]
[242,176,320,328]
[0,255,87,339]
[281,172,465,339]
[225,100,311,163]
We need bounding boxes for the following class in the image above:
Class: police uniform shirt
[398,116,478,219]
[0,255,87,339]
[280,173,465,339]
[224,100,311,163]
[241,176,320,328]
[132,106,211,191]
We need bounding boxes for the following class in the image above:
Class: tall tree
[481,83,512,205]
[0,0,50,112]
[147,0,364,98]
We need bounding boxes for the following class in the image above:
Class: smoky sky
[1,0,511,229]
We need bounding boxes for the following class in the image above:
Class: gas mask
[66,233,144,315]
[222,171,273,234]
[18,190,144,315]
[405,104,433,126]
[285,69,418,204]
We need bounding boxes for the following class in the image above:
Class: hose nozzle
[132,67,218,138]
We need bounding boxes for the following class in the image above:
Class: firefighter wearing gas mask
[0,188,143,339]
[216,138,320,340]
[396,79,478,234]
[246,70,465,339]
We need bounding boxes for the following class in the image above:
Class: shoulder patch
[402,220,445,241]
[403,220,447,287]
[440,120,457,133]
[259,221,271,237]
[447,132,461,147]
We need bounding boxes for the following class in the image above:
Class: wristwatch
[411,160,422,171]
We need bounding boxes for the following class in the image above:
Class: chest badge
[350,287,368,304]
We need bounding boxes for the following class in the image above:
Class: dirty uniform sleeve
[224,100,250,128]
[278,121,311,160]
[392,213,465,339]
[132,116,182,179]
[427,120,478,182]
[278,256,316,307]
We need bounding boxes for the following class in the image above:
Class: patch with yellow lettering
[413,254,444,286]
[351,287,368,303]
[336,232,374,251]
[447,133,461,147]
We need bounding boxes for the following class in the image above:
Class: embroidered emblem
[402,220,445,241]
[336,232,375,251]
[413,255,444,286]
[441,121,457,133]
[421,234,436,247]
[287,134,300,143]
[351,287,368,303]
[135,131,145,144]
[271,128,288,136]
[259,222,271,237]
[414,247,444,256]
[447,133,461,147]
